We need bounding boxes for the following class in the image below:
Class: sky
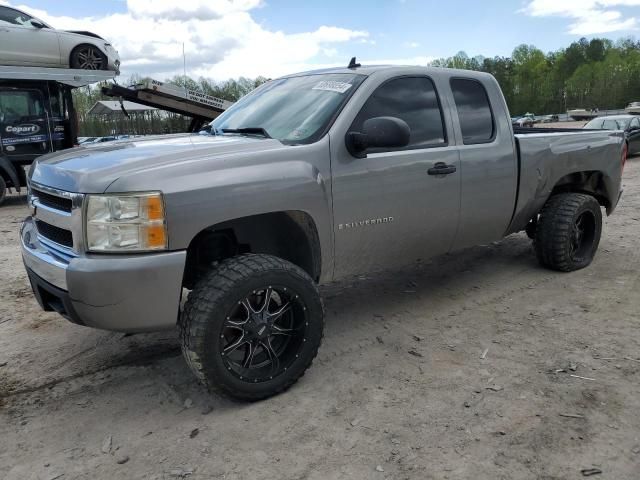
[2,0,640,81]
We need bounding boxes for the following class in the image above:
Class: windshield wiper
[221,127,272,138]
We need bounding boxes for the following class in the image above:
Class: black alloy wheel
[569,211,596,264]
[180,254,324,401]
[220,286,308,383]
[535,192,602,272]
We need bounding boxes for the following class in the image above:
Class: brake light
[622,142,628,173]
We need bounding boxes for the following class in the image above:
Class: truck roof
[282,64,493,80]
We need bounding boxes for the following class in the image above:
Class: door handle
[428,162,457,175]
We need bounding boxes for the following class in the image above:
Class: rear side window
[602,119,622,130]
[450,78,495,144]
[351,76,446,151]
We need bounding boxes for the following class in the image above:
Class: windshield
[584,119,603,129]
[210,73,366,144]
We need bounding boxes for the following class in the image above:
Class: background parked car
[540,114,559,123]
[584,115,640,155]
[512,114,535,127]
[626,102,640,115]
[0,5,120,72]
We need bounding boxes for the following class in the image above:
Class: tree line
[432,37,640,115]
[74,36,640,136]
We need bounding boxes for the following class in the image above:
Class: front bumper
[104,46,120,74]
[21,217,186,332]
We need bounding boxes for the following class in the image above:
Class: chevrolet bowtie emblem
[28,197,37,216]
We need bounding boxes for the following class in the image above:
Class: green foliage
[431,37,640,115]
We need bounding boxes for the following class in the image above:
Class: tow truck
[0,67,232,205]
[0,66,116,205]
[100,78,233,132]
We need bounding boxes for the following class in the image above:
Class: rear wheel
[535,193,602,272]
[179,254,324,401]
[70,45,106,70]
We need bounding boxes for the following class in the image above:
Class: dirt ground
[1,158,640,480]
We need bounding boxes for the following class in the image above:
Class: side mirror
[30,20,46,29]
[346,116,410,158]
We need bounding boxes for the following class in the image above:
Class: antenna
[348,57,361,69]
[182,42,187,94]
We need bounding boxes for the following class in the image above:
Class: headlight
[85,193,167,252]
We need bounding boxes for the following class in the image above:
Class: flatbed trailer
[101,79,233,132]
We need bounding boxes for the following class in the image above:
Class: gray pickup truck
[21,64,625,400]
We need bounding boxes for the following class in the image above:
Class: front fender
[105,140,334,281]
[165,160,332,277]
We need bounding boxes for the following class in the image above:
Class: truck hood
[30,134,285,193]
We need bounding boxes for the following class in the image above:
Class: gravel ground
[1,156,639,480]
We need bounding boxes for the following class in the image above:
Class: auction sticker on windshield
[312,81,353,94]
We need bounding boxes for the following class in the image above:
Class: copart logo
[5,124,40,135]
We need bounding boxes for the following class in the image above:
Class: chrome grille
[30,183,84,253]
[31,187,72,213]
[35,220,73,248]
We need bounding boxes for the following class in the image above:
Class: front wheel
[535,193,602,272]
[179,254,324,401]
[70,45,106,70]
[0,176,6,206]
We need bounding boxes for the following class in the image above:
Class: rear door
[0,6,60,66]
[448,77,518,250]
[330,75,461,276]
[0,87,52,161]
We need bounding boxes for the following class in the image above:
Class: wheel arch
[182,210,322,289]
[506,168,616,236]
[548,170,612,210]
[68,42,107,67]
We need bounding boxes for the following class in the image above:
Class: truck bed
[513,126,586,134]
[508,127,625,235]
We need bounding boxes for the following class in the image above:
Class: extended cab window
[351,76,446,151]
[450,78,495,144]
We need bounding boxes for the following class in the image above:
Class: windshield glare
[210,73,365,144]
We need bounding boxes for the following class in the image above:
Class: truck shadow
[3,233,541,408]
[1,192,28,206]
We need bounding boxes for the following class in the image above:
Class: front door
[330,76,460,277]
